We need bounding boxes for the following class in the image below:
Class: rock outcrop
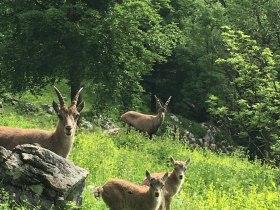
[0,144,88,209]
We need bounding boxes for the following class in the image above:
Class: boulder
[0,144,89,209]
[81,121,94,131]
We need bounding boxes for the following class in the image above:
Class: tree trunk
[151,93,156,113]
[69,68,83,125]
[69,69,82,104]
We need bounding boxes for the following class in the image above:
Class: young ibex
[142,157,191,210]
[94,170,168,210]
[0,86,84,158]
[121,95,171,139]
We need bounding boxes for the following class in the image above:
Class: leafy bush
[208,26,280,162]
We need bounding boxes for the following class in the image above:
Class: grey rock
[104,127,121,135]
[81,121,93,130]
[47,107,55,114]
[0,144,89,209]
[170,115,180,123]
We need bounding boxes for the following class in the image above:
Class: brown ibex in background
[142,157,191,210]
[121,95,172,139]
[0,87,84,158]
[94,170,168,210]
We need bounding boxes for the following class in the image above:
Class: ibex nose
[65,126,72,131]
[154,192,159,197]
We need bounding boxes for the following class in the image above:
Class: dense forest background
[0,0,279,162]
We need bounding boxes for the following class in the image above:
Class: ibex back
[0,87,84,158]
[121,95,171,139]
[94,170,168,210]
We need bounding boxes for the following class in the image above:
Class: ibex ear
[186,157,191,165]
[146,170,151,181]
[77,100,85,112]
[162,172,169,182]
[52,101,60,113]
[170,156,175,165]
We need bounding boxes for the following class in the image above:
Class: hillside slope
[0,88,279,210]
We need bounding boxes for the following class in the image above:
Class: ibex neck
[148,190,163,209]
[167,170,184,195]
[52,122,74,157]
[156,111,165,123]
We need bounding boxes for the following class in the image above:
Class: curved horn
[72,87,84,106]
[164,96,172,109]
[154,95,163,108]
[54,86,65,107]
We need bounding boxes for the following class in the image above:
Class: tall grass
[70,131,279,210]
[0,88,279,210]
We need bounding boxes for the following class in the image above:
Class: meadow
[0,86,279,210]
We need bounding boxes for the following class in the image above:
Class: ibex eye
[57,114,63,120]
[75,114,80,119]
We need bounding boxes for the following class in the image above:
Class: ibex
[121,95,171,139]
[142,157,191,210]
[0,87,84,158]
[94,170,168,210]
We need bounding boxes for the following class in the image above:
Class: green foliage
[0,1,91,94]
[143,0,227,121]
[158,114,206,139]
[208,26,280,161]
[87,0,181,112]
[226,0,280,53]
[0,188,41,210]
[0,0,180,113]
[73,131,280,210]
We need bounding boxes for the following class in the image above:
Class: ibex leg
[165,197,172,210]
[127,124,131,134]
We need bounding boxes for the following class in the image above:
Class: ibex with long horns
[0,86,84,158]
[142,157,191,210]
[94,170,168,210]
[121,95,171,139]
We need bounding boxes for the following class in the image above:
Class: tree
[79,0,181,112]
[226,0,280,54]
[0,0,180,106]
[0,0,93,98]
[208,26,280,161]
[143,0,227,121]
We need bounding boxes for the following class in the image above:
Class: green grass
[71,132,279,210]
[0,89,279,210]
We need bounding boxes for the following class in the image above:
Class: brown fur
[121,96,171,139]
[121,111,165,138]
[94,171,168,210]
[142,157,191,210]
[0,87,84,158]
